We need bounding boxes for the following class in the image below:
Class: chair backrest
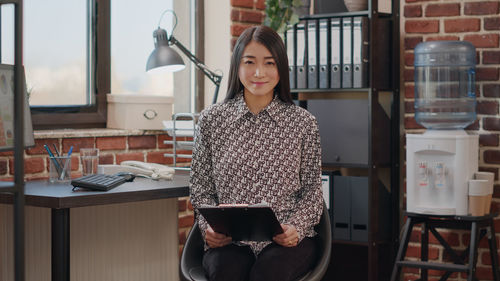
[180,201,332,281]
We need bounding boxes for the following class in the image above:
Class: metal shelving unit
[288,0,400,280]
[0,1,26,280]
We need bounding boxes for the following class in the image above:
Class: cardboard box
[107,94,174,130]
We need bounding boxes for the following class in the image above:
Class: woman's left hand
[273,224,299,247]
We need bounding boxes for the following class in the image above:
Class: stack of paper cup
[475,172,495,214]
[468,179,490,216]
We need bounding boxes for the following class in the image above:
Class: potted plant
[263,0,307,33]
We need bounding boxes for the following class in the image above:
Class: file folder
[296,22,307,89]
[330,18,341,89]
[286,26,296,89]
[319,19,329,89]
[353,17,369,88]
[350,176,369,242]
[342,18,353,88]
[333,175,351,240]
[307,20,318,89]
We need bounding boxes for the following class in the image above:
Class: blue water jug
[414,41,476,130]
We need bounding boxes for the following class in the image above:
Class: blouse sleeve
[189,111,218,241]
[286,117,323,241]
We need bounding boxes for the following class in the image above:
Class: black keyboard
[71,174,126,191]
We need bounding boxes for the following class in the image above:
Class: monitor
[0,64,35,151]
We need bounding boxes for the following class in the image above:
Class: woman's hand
[205,226,232,248]
[273,224,299,247]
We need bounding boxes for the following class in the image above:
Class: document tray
[198,205,284,241]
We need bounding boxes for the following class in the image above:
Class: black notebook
[198,204,284,241]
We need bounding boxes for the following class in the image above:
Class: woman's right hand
[205,226,232,248]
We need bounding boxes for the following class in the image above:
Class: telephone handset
[120,161,175,180]
[97,161,175,180]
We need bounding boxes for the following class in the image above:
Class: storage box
[107,94,173,130]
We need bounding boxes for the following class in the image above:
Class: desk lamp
[146,10,222,105]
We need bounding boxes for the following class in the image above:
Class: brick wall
[0,131,194,256]
[230,0,266,48]
[403,1,500,280]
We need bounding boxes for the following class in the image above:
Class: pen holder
[49,156,71,183]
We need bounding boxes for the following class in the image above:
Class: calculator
[71,174,127,191]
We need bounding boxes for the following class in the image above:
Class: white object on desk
[106,93,174,130]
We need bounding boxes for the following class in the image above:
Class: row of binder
[285,16,369,90]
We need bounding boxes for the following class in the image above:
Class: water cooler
[406,41,478,216]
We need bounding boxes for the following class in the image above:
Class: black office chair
[180,202,332,281]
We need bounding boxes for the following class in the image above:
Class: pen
[44,144,62,173]
[53,144,60,156]
[58,146,74,181]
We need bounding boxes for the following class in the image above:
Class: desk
[390,212,500,281]
[0,172,189,281]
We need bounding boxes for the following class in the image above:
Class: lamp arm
[169,35,223,104]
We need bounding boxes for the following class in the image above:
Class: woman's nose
[254,66,263,77]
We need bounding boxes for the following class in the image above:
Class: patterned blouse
[189,93,323,255]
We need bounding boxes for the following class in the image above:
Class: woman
[189,25,323,281]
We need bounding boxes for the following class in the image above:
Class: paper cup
[475,172,494,214]
[468,179,489,216]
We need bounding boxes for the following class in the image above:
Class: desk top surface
[0,171,190,209]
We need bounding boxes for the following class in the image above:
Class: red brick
[405,84,415,99]
[482,251,500,266]
[98,154,114,165]
[483,51,500,64]
[405,101,415,114]
[425,3,460,17]
[0,151,13,156]
[466,119,480,130]
[427,35,460,42]
[96,137,126,150]
[485,17,500,30]
[231,0,254,8]
[146,151,174,165]
[477,100,499,115]
[480,134,499,147]
[188,200,193,211]
[178,199,187,212]
[231,9,240,21]
[484,150,500,164]
[128,135,156,149]
[231,23,253,37]
[464,34,500,48]
[429,231,460,247]
[404,53,414,66]
[405,37,423,49]
[444,18,481,33]
[465,1,499,15]
[179,231,187,245]
[484,84,500,98]
[0,159,7,175]
[477,67,499,81]
[240,10,263,23]
[404,5,422,17]
[255,0,265,10]
[494,184,500,198]
[405,116,425,129]
[178,213,194,228]
[406,245,439,259]
[158,134,173,149]
[405,20,439,33]
[26,138,59,155]
[475,266,495,280]
[62,138,95,154]
[9,157,44,175]
[404,69,414,82]
[116,152,144,164]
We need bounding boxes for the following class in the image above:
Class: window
[0,0,198,129]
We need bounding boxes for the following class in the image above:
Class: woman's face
[238,41,279,99]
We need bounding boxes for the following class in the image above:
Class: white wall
[204,1,231,107]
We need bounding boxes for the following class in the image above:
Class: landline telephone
[97,161,175,180]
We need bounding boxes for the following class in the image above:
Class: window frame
[30,0,109,129]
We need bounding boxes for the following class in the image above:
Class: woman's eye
[244,60,254,64]
[266,61,276,65]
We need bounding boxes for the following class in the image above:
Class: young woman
[189,25,323,281]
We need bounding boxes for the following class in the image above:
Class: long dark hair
[224,25,293,104]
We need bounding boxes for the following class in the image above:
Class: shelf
[333,239,369,246]
[292,88,370,94]
[300,11,370,19]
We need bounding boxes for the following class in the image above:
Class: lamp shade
[146,28,185,73]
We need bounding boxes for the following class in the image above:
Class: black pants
[202,238,317,281]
